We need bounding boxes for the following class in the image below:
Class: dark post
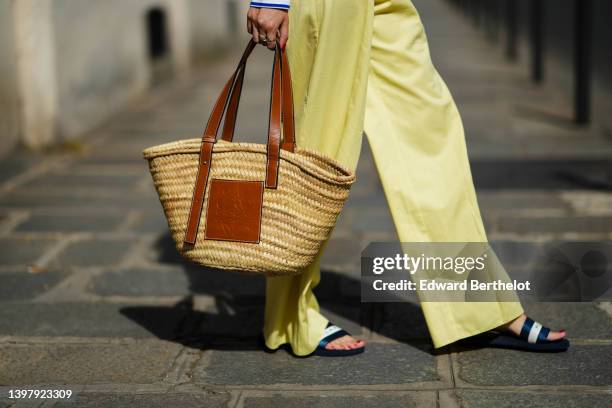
[470,0,482,28]
[574,0,592,124]
[530,0,544,83]
[505,0,518,61]
[460,0,469,17]
[485,0,500,42]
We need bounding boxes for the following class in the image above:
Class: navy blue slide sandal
[460,317,569,352]
[313,322,365,357]
[258,323,365,357]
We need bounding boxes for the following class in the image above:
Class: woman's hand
[247,7,289,50]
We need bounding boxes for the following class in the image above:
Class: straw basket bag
[143,41,356,276]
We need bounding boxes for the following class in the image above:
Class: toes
[325,336,350,350]
[547,330,566,341]
[349,340,362,349]
[324,336,364,351]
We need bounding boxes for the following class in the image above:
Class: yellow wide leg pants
[263,0,524,356]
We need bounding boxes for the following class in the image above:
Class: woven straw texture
[143,139,355,275]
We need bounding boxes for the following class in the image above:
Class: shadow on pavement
[472,158,612,190]
[120,233,435,356]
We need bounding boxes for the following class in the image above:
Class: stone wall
[189,0,248,61]
[51,0,191,140]
[0,0,20,156]
[0,0,240,153]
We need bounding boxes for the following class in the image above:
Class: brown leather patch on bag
[204,179,264,243]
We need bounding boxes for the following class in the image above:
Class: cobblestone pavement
[1,1,612,407]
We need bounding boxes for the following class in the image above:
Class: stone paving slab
[145,235,300,278]
[350,210,396,234]
[14,215,125,233]
[477,191,570,212]
[67,161,147,173]
[452,390,612,408]
[0,303,186,339]
[314,269,362,301]
[374,303,431,341]
[0,269,72,301]
[142,234,192,266]
[521,302,612,339]
[74,155,152,166]
[343,193,389,211]
[130,212,167,233]
[0,341,181,385]
[242,392,436,408]
[320,238,363,274]
[50,391,232,408]
[181,300,364,346]
[454,345,612,386]
[88,268,192,297]
[0,151,42,187]
[326,211,362,240]
[350,178,381,200]
[51,239,134,268]
[192,343,437,386]
[496,215,612,235]
[101,265,268,298]
[23,174,142,189]
[0,238,58,266]
[471,159,612,190]
[188,303,265,340]
[164,266,266,298]
[489,240,543,268]
[0,397,16,408]
[140,233,361,300]
[0,191,159,211]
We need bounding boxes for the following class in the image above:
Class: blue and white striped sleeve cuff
[250,1,290,10]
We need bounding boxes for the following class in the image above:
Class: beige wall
[0,0,23,156]
[189,0,249,61]
[51,0,191,140]
[13,0,58,149]
[0,0,240,153]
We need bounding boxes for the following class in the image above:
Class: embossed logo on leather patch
[204,179,264,243]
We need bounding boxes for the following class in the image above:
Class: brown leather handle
[279,44,296,152]
[222,44,295,152]
[201,40,257,143]
[183,40,292,245]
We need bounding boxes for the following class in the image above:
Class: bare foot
[497,314,566,341]
[325,335,365,351]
